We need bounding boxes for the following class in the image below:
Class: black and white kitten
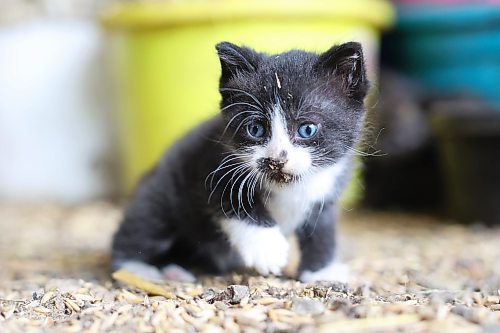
[112,41,369,283]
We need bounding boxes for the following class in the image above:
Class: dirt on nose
[258,158,293,183]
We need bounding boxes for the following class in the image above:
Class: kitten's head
[216,41,369,185]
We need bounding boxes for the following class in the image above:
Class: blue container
[392,5,500,108]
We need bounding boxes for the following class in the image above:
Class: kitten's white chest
[265,158,348,235]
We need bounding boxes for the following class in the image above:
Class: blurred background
[1,0,499,225]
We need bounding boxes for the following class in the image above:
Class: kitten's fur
[112,41,369,282]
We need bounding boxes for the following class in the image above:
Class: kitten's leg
[297,202,349,283]
[112,172,194,281]
[112,210,176,274]
[220,217,289,276]
[113,214,198,282]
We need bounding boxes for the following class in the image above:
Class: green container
[101,0,394,195]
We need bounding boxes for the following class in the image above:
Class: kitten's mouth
[257,158,295,184]
[267,172,294,184]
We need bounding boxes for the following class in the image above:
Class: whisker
[230,116,258,140]
[264,179,273,206]
[205,151,252,182]
[220,102,262,113]
[228,166,251,217]
[204,155,246,188]
[308,196,325,237]
[219,165,248,216]
[343,145,386,157]
[208,163,250,204]
[245,170,256,206]
[220,110,262,138]
[220,87,264,109]
[237,170,257,222]
[250,171,261,200]
[206,160,247,189]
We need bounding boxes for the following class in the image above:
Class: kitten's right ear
[315,42,369,102]
[216,42,259,85]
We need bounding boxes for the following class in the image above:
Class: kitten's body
[112,42,369,282]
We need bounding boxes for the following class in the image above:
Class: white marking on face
[247,101,351,234]
[220,218,289,276]
[300,260,350,283]
[252,104,312,176]
[266,157,350,235]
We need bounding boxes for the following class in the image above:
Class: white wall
[0,20,111,202]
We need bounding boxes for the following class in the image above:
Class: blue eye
[298,123,319,138]
[247,122,266,138]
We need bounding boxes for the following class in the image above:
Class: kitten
[112,41,369,282]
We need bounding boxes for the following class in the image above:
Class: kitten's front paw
[161,264,196,283]
[222,221,289,276]
[115,261,196,282]
[239,226,289,275]
[300,261,350,283]
[117,260,164,281]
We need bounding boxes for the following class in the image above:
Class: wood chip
[40,291,55,305]
[120,289,144,304]
[33,306,51,314]
[64,299,81,312]
[112,269,175,299]
[256,297,280,305]
[318,314,421,332]
[73,294,94,302]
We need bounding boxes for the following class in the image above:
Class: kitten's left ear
[216,42,259,86]
[315,42,369,102]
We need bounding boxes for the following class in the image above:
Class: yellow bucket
[101,0,394,195]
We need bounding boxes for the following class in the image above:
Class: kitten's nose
[278,150,288,160]
[273,151,288,166]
